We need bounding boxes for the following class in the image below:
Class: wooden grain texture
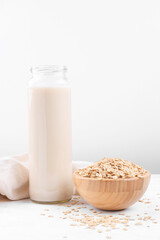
[73,172,151,210]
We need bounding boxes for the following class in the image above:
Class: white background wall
[0,0,160,173]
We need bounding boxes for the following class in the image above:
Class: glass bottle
[29,65,73,203]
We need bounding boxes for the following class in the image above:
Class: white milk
[29,66,73,203]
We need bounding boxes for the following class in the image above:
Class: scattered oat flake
[135,222,142,225]
[63,211,71,215]
[40,213,45,216]
[73,196,79,199]
[70,223,77,226]
[57,192,159,235]
[48,215,53,218]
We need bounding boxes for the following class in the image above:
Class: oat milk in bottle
[29,65,73,203]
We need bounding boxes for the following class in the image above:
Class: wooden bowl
[73,172,151,210]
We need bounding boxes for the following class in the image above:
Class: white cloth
[0,154,91,200]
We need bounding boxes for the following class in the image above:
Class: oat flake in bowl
[75,158,148,179]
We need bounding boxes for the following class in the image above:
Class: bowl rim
[73,171,151,182]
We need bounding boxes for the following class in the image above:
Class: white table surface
[0,174,160,240]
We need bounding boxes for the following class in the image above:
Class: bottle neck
[29,65,69,87]
[33,71,66,81]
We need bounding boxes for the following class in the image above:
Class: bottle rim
[31,65,67,74]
